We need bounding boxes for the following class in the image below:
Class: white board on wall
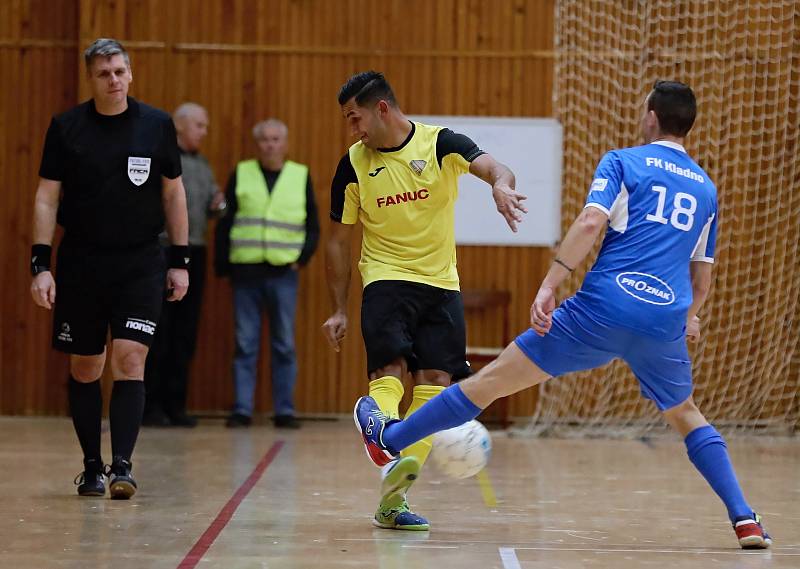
[411,115,563,246]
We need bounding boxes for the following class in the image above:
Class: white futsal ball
[430,420,492,479]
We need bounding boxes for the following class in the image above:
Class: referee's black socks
[110,380,145,463]
[68,376,103,463]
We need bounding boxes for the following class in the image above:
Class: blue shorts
[514,299,692,411]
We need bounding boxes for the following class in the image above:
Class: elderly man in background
[143,102,225,427]
[216,119,319,429]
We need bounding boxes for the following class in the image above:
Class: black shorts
[52,240,166,355]
[360,280,470,378]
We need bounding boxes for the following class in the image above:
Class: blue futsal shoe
[374,493,430,531]
[353,396,399,467]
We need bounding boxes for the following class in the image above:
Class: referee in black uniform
[29,38,190,499]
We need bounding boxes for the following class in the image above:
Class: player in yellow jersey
[322,71,527,530]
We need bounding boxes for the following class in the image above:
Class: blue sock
[383,383,482,452]
[685,425,752,521]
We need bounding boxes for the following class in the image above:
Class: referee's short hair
[338,71,397,108]
[84,38,130,70]
[648,80,696,137]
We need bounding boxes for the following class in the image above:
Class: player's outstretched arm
[531,206,608,335]
[30,178,61,309]
[322,221,354,352]
[469,154,527,232]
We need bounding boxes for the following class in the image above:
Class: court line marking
[339,538,800,554]
[499,547,522,569]
[476,468,497,507]
[514,546,800,556]
[177,441,284,569]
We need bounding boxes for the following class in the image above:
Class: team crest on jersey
[127,156,151,186]
[409,160,427,175]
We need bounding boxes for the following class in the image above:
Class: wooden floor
[0,417,797,569]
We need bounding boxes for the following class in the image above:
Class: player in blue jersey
[354,81,772,549]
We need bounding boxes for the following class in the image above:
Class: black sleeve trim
[435,128,485,168]
[330,153,358,222]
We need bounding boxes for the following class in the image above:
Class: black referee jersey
[39,97,182,248]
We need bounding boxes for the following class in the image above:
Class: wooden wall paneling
[0,27,14,412]
[3,0,556,416]
[0,0,78,414]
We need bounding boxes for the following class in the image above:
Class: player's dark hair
[648,80,696,137]
[337,71,397,107]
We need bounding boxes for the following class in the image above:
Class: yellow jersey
[330,121,483,291]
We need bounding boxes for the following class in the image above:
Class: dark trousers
[144,245,207,417]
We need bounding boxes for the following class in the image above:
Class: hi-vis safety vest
[230,159,308,265]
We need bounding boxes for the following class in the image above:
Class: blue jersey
[574,141,717,340]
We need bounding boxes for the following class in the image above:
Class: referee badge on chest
[127,156,151,186]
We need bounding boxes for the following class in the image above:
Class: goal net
[522,1,800,438]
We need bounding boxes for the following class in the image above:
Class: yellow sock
[400,384,446,466]
[368,376,404,420]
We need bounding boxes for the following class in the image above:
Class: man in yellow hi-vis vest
[215,119,319,429]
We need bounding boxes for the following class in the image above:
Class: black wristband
[169,245,191,269]
[554,258,574,272]
[31,244,52,275]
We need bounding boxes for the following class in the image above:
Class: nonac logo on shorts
[125,318,156,335]
[615,272,675,305]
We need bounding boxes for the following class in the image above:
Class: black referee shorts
[360,280,470,378]
[52,240,166,355]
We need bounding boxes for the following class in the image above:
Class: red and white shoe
[733,513,772,549]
